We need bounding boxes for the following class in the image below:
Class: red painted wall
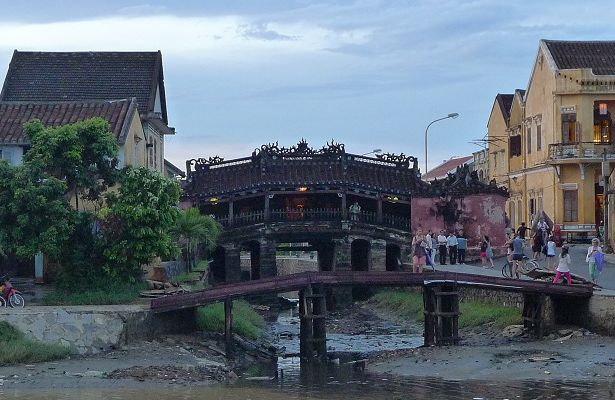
[411,194,507,247]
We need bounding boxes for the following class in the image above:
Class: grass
[196,300,265,340]
[42,282,144,305]
[193,260,209,272]
[367,289,522,329]
[174,271,202,283]
[0,322,71,365]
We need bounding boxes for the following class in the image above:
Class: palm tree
[171,208,220,272]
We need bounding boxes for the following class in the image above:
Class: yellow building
[488,40,615,243]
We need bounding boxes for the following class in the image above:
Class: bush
[367,289,522,328]
[0,321,70,365]
[196,300,265,340]
[42,281,144,305]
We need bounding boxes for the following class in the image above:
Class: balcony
[548,142,615,163]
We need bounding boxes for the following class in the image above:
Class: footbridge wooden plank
[150,271,593,313]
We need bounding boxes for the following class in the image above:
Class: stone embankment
[0,305,194,355]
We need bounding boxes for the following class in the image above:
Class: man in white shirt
[447,232,458,265]
[437,230,448,265]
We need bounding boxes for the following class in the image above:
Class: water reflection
[2,378,612,400]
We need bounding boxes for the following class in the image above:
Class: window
[134,142,139,165]
[563,190,578,222]
[538,196,543,213]
[154,140,158,169]
[510,202,516,228]
[593,105,611,143]
[493,152,498,174]
[529,198,535,219]
[536,125,542,150]
[509,135,522,157]
[500,150,505,171]
[527,126,532,154]
[517,199,522,226]
[562,113,577,143]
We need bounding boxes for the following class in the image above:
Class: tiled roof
[0,51,167,122]
[496,93,514,121]
[423,156,473,181]
[0,98,137,145]
[543,40,615,75]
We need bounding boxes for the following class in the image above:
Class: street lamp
[362,149,382,156]
[424,113,459,173]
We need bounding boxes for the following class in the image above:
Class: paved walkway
[432,246,615,296]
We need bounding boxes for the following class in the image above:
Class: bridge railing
[271,208,342,222]
[234,210,265,227]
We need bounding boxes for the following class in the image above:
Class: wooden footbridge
[151,271,593,360]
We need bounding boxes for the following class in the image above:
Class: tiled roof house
[0,99,145,168]
[0,51,173,171]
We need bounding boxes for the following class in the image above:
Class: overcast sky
[0,1,612,172]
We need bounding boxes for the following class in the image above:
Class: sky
[0,0,613,172]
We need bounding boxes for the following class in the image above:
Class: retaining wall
[0,305,195,355]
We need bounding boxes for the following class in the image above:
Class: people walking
[481,235,494,268]
[457,230,467,264]
[425,229,433,259]
[411,229,428,274]
[531,231,544,261]
[516,222,528,241]
[511,233,525,279]
[553,245,572,285]
[447,231,458,265]
[437,230,448,265]
[545,236,556,270]
[586,238,603,284]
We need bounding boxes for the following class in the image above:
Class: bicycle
[502,256,540,278]
[0,275,25,308]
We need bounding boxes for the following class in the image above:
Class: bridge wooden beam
[150,271,593,313]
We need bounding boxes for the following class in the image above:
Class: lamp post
[362,149,382,156]
[424,113,459,173]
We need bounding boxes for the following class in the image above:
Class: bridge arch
[240,240,261,281]
[386,244,402,271]
[209,246,226,283]
[351,238,370,271]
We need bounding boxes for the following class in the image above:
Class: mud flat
[368,329,615,382]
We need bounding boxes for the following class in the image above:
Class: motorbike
[0,275,25,308]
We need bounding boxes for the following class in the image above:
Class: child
[545,236,556,270]
[553,245,572,285]
[480,236,494,269]
[586,238,603,284]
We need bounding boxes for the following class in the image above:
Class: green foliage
[0,322,71,365]
[0,162,74,259]
[193,259,209,272]
[42,282,144,305]
[368,289,522,328]
[24,118,119,203]
[101,167,181,282]
[196,300,265,340]
[171,208,220,272]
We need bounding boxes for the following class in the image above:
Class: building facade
[487,40,615,243]
[0,51,174,173]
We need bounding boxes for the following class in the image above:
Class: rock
[227,371,238,383]
[501,325,524,338]
[83,370,105,378]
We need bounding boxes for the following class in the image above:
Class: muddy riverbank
[1,303,614,391]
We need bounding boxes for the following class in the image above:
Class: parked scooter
[0,275,25,308]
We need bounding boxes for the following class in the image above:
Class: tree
[171,208,221,272]
[24,118,119,208]
[0,161,74,260]
[101,167,181,281]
